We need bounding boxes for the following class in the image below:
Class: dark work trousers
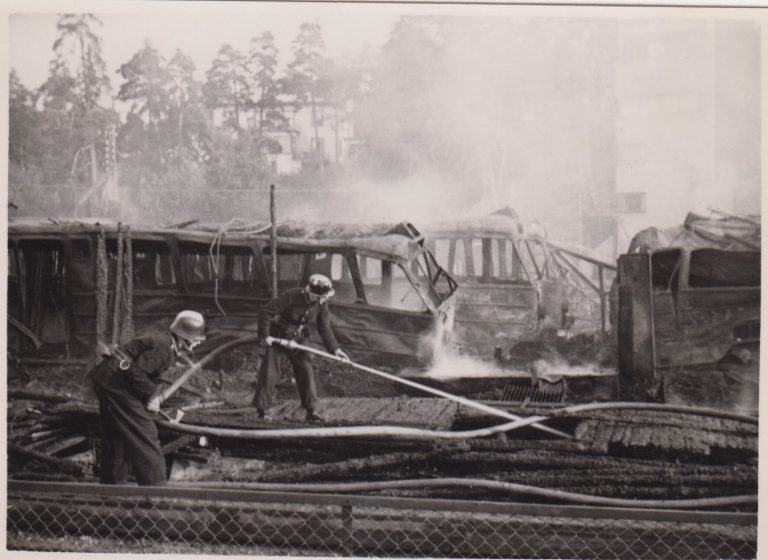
[93,383,167,486]
[253,345,318,411]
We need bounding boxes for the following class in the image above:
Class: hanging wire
[207,219,273,316]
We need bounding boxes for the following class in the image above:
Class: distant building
[210,96,360,176]
[613,19,761,251]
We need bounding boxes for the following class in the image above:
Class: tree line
[10,15,371,207]
[12,15,596,222]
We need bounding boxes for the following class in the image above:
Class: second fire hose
[265,336,571,439]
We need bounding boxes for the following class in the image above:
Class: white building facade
[613,19,761,250]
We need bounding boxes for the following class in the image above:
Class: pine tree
[248,31,284,131]
[117,41,171,128]
[284,22,328,166]
[203,44,251,134]
[167,50,208,158]
[52,13,111,112]
[9,70,39,168]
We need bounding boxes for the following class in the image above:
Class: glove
[145,397,161,413]
[334,349,351,362]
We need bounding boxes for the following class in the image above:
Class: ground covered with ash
[7,345,758,510]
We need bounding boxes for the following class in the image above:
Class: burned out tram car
[8,218,457,369]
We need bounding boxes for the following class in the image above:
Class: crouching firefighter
[89,310,206,486]
[253,274,350,423]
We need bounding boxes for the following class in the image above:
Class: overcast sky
[9,4,400,91]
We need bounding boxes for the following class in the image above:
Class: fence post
[340,502,354,556]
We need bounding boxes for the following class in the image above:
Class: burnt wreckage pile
[6,378,758,507]
[6,212,760,510]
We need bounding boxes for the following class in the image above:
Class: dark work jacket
[90,333,176,402]
[258,288,340,353]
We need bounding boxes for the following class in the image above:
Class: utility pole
[270,184,278,298]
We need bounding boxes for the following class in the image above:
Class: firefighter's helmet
[170,310,206,346]
[306,274,335,299]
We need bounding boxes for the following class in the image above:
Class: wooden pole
[112,224,124,344]
[270,184,278,299]
[89,143,97,215]
[96,228,108,351]
[598,265,606,336]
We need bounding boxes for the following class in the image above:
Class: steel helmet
[170,310,206,344]
[306,274,335,299]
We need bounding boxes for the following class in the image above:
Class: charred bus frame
[618,246,760,392]
[424,212,616,357]
[8,219,457,369]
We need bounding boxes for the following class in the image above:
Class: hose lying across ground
[170,478,756,510]
[163,336,756,439]
[158,336,757,510]
[157,399,757,441]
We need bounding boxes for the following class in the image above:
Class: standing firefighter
[254,274,350,423]
[89,310,206,485]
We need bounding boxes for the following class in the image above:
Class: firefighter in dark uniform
[89,310,206,485]
[254,274,350,423]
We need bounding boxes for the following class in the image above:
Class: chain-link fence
[7,481,757,559]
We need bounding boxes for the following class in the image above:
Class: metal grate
[501,381,565,404]
[6,481,756,558]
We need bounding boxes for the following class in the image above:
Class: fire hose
[154,335,758,435]
[264,336,571,439]
[153,335,262,420]
[153,338,758,508]
[154,334,569,437]
[171,478,757,509]
[157,399,757,440]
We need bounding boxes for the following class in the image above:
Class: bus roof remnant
[628,211,761,253]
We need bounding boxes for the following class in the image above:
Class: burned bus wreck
[419,209,618,404]
[8,218,457,370]
[617,212,760,409]
[424,209,616,358]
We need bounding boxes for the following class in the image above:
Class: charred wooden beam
[8,443,85,477]
[256,448,467,483]
[161,435,197,456]
[41,436,89,457]
[16,358,92,366]
[8,389,85,404]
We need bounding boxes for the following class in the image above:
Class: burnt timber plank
[8,443,85,477]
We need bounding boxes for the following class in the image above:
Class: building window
[616,192,647,214]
